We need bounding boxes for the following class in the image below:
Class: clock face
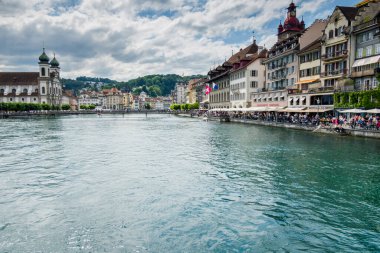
[290,11,296,17]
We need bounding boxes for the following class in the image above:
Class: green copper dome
[39,48,50,63]
[50,55,60,67]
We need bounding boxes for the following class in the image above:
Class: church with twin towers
[0,48,63,106]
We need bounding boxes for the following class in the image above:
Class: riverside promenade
[177,113,380,139]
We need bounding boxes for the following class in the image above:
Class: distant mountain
[62,74,206,96]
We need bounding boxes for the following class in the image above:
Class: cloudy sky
[0,0,358,81]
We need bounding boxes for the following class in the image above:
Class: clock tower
[278,2,305,40]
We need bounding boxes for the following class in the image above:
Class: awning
[279,107,306,113]
[339,108,367,113]
[294,97,299,101]
[288,97,293,102]
[303,108,333,113]
[366,108,380,114]
[295,79,320,85]
[352,55,380,68]
[301,97,306,101]
[246,107,268,112]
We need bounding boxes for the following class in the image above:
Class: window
[376,44,380,54]
[357,48,363,58]
[0,89,4,94]
[369,32,373,41]
[366,46,372,57]
[12,89,16,93]
[250,81,258,88]
[22,98,24,101]
[10,98,13,101]
[325,79,335,87]
[41,68,45,76]
[328,30,334,39]
[251,70,257,77]
[34,98,37,101]
[42,87,45,94]
[23,88,27,94]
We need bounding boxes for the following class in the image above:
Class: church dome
[50,55,60,67]
[39,48,50,63]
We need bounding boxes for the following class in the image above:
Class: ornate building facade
[0,48,63,106]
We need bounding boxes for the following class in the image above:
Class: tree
[144,103,151,110]
[88,104,96,110]
[41,103,51,110]
[80,104,88,110]
[61,104,71,110]
[132,87,142,95]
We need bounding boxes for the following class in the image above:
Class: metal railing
[321,69,348,77]
[322,50,348,60]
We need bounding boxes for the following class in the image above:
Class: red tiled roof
[0,72,39,85]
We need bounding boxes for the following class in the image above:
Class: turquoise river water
[0,114,379,252]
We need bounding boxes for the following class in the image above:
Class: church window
[41,68,46,76]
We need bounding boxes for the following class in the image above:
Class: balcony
[270,74,288,81]
[321,69,348,78]
[269,62,287,70]
[322,50,348,61]
[350,69,375,78]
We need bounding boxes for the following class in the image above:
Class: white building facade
[0,48,63,106]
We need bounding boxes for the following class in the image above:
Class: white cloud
[0,0,340,81]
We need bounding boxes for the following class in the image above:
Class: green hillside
[62,74,206,96]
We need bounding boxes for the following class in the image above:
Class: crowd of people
[206,110,380,131]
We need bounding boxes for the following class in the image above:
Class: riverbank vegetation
[0,102,71,111]
[334,89,380,109]
[170,102,199,111]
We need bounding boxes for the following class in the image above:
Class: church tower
[49,54,62,105]
[38,48,50,104]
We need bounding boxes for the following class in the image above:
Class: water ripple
[0,115,379,252]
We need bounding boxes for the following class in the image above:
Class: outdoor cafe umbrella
[339,108,367,114]
[366,108,380,114]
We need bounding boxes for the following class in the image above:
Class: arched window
[42,87,45,94]
[23,88,28,94]
[0,89,4,94]
[12,89,16,93]
[41,68,46,76]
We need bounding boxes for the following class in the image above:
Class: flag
[205,85,211,95]
[212,82,219,90]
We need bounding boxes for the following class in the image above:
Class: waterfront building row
[206,0,380,111]
[78,89,172,111]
